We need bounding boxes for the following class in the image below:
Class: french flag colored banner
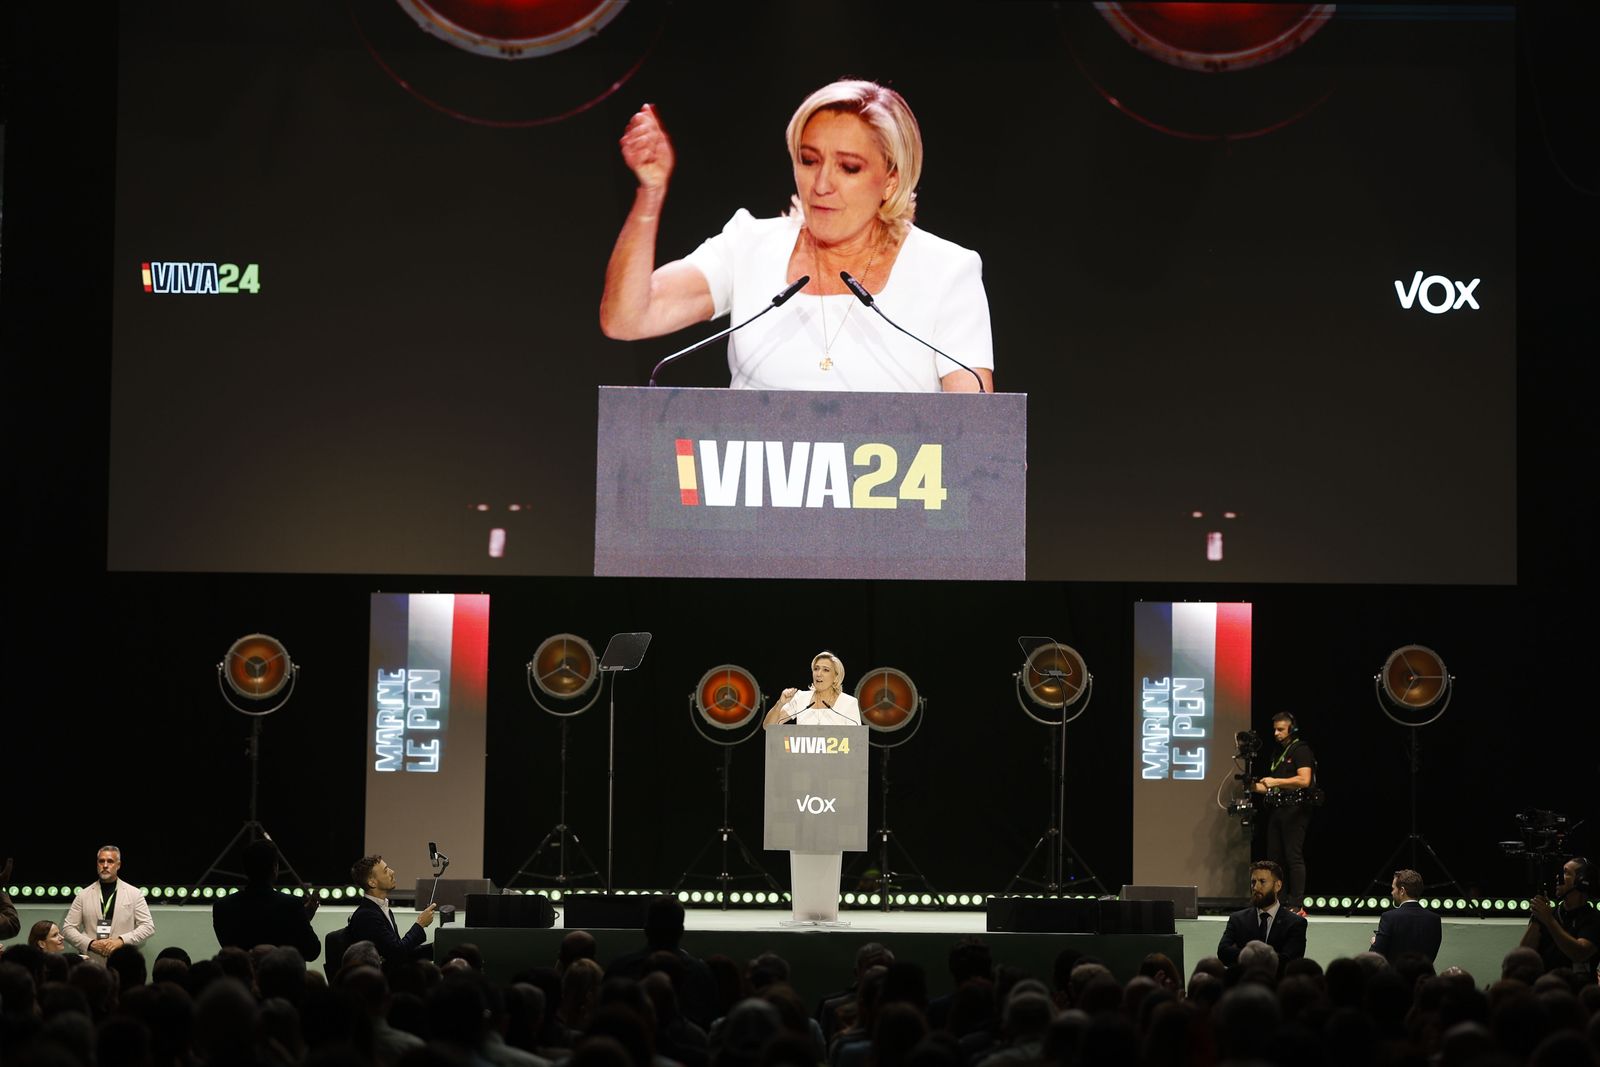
[369,593,489,774]
[365,593,490,876]
[1131,601,1253,894]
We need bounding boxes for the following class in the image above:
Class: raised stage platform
[5,903,1530,989]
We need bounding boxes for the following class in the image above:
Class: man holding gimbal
[1520,857,1600,980]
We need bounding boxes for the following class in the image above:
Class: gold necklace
[815,230,883,372]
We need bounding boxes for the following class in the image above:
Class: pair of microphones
[647,272,986,392]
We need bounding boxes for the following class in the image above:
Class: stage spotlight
[1377,644,1453,726]
[1367,643,1460,895]
[528,633,601,711]
[674,664,777,906]
[1008,637,1104,895]
[854,667,923,737]
[693,665,763,730]
[219,634,297,712]
[513,633,605,889]
[849,666,937,908]
[1015,640,1093,724]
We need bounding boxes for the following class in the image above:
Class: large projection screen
[107,4,1513,583]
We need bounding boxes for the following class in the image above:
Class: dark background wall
[2,4,1596,898]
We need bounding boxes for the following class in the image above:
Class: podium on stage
[763,726,868,922]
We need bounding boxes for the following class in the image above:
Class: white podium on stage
[763,726,868,923]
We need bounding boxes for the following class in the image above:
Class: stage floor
[5,904,1528,989]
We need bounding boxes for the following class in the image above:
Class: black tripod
[846,744,937,910]
[511,718,601,887]
[672,746,779,907]
[1367,727,1461,893]
[198,716,303,885]
[1007,709,1106,895]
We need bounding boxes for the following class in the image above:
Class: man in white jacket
[63,845,155,960]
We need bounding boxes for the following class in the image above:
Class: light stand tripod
[200,636,302,886]
[849,743,938,910]
[511,717,601,887]
[672,745,780,906]
[512,634,606,889]
[199,714,304,885]
[1367,645,1462,893]
[1367,726,1462,893]
[1007,637,1107,895]
[673,665,777,907]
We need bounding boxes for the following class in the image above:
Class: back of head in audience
[644,896,686,950]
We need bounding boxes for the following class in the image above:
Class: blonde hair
[812,650,846,693]
[786,80,923,240]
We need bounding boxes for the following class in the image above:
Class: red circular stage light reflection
[1097,3,1334,73]
[396,0,627,59]
[854,668,919,733]
[223,634,294,700]
[694,665,761,730]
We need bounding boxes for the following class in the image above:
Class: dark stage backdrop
[2,570,1587,899]
[105,2,1515,583]
[4,4,1595,905]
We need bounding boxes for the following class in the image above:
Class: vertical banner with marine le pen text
[1132,602,1252,898]
[364,593,490,880]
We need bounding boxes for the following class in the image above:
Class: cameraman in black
[1252,711,1317,913]
[1520,857,1600,980]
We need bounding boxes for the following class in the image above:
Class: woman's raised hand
[619,104,675,191]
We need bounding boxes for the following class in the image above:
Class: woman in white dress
[600,80,995,393]
[762,651,860,922]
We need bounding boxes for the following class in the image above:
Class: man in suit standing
[1372,868,1442,963]
[62,845,156,961]
[347,854,436,963]
[212,839,321,959]
[1217,860,1307,968]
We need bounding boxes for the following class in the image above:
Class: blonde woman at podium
[764,651,861,922]
[600,80,995,392]
[765,651,861,729]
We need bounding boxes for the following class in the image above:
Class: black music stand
[600,632,652,892]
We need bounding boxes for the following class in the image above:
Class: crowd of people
[3,849,1599,1067]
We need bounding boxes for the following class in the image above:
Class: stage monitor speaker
[562,894,655,929]
[1098,898,1176,935]
[1121,884,1198,921]
[466,893,557,928]
[416,878,494,911]
[985,896,1099,933]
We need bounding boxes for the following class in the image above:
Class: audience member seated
[27,920,68,954]
[562,957,605,1035]
[346,854,437,964]
[107,943,148,990]
[0,862,19,940]
[211,839,322,960]
[815,941,893,1041]
[560,930,598,972]
[1137,952,1183,997]
[604,896,718,1029]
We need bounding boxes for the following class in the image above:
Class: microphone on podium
[648,276,810,386]
[839,271,986,393]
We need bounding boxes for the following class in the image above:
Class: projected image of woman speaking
[600,80,995,392]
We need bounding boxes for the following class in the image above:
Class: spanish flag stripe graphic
[675,438,698,505]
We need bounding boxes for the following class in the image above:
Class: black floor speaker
[466,893,557,928]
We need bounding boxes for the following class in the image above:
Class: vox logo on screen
[141,261,262,294]
[794,794,839,814]
[674,439,947,510]
[1394,271,1479,314]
